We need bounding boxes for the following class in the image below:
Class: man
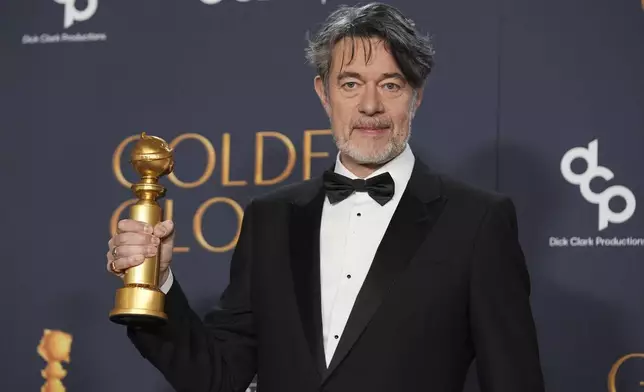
[106,3,545,392]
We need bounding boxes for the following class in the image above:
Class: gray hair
[305,2,435,90]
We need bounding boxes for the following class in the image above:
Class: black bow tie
[323,170,395,206]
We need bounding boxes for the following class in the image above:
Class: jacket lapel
[289,178,327,379]
[322,160,446,383]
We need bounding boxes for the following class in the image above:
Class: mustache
[352,117,392,129]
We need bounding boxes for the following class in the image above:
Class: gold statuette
[38,329,72,392]
[109,132,174,326]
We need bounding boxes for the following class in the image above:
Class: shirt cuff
[159,269,174,294]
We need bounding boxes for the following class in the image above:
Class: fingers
[106,253,145,274]
[107,219,173,277]
[117,219,154,235]
[106,245,158,275]
[113,244,158,259]
[110,232,160,247]
[153,220,174,239]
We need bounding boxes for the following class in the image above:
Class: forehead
[329,37,402,76]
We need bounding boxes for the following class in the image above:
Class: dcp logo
[54,0,98,29]
[560,139,636,231]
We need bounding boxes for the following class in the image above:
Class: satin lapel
[322,160,446,383]
[289,182,327,379]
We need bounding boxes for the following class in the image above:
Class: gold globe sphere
[129,132,174,178]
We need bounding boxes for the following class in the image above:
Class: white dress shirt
[159,266,174,293]
[160,145,416,368]
[319,145,414,366]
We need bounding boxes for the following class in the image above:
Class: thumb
[153,220,175,239]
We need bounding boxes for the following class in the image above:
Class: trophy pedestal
[109,285,167,326]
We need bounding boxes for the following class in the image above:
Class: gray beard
[333,127,411,165]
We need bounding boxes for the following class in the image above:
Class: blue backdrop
[2,0,643,391]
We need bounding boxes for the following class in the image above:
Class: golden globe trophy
[109,132,174,326]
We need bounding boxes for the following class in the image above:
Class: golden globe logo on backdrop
[37,329,73,392]
[110,130,332,252]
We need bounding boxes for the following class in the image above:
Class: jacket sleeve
[469,197,546,392]
[126,200,258,392]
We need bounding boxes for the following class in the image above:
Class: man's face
[315,37,423,166]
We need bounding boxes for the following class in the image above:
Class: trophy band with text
[109,132,174,326]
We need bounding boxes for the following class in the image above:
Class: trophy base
[109,285,167,327]
[109,312,167,327]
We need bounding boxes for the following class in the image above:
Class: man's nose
[358,83,384,116]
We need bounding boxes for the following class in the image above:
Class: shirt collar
[334,144,415,197]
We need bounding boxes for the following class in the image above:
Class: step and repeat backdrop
[1,0,643,391]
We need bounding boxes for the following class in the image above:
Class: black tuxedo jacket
[127,159,545,392]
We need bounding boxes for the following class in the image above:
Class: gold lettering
[255,131,296,185]
[303,129,332,180]
[221,133,248,187]
[608,353,644,391]
[112,135,141,188]
[163,199,189,253]
[193,197,243,253]
[168,133,216,189]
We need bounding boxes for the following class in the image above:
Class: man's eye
[342,82,357,89]
[383,83,400,91]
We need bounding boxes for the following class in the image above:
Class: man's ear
[314,75,331,116]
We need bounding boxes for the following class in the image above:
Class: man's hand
[106,219,175,286]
